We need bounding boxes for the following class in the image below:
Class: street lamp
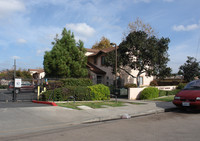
[110,43,118,92]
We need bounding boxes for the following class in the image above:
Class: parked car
[8,81,37,94]
[173,79,200,109]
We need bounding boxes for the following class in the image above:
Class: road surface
[1,110,200,141]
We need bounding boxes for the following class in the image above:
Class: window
[101,56,105,65]
[94,57,97,64]
[139,76,143,86]
[97,76,102,84]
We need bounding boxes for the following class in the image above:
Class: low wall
[128,86,177,100]
[155,86,176,91]
[128,87,145,100]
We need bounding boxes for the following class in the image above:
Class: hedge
[41,84,110,101]
[140,87,159,100]
[124,83,137,89]
[41,86,91,101]
[0,85,8,89]
[60,78,93,87]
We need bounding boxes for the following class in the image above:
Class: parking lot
[0,89,37,102]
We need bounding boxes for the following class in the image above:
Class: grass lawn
[57,101,125,110]
[153,95,175,102]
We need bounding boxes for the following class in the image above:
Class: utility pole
[110,43,118,93]
[13,59,16,102]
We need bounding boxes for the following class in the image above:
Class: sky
[0,0,200,73]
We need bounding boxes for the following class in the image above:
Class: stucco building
[86,47,153,87]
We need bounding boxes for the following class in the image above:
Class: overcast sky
[0,0,200,73]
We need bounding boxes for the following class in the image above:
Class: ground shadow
[0,101,51,108]
[155,101,200,114]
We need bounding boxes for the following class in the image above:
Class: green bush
[140,87,159,100]
[60,78,93,87]
[88,84,110,100]
[124,83,137,89]
[166,89,181,95]
[159,90,167,97]
[41,86,91,101]
[0,85,8,89]
[176,83,186,90]
[46,81,62,90]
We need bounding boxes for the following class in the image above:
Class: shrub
[159,90,167,97]
[140,87,159,100]
[0,85,8,89]
[60,78,93,87]
[46,81,62,90]
[124,83,137,89]
[166,89,181,95]
[88,84,110,100]
[150,80,158,86]
[66,86,91,101]
[41,86,91,101]
[176,83,186,90]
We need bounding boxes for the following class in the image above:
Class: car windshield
[184,80,200,90]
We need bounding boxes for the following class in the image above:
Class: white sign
[15,78,22,88]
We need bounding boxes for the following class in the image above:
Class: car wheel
[15,89,20,94]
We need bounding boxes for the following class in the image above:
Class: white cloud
[66,23,95,42]
[17,38,27,44]
[0,0,25,18]
[133,0,150,3]
[37,48,51,56]
[173,23,200,31]
[163,0,174,2]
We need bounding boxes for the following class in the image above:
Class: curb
[32,100,57,106]
[83,107,177,124]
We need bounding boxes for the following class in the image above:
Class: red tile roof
[29,69,44,73]
[86,47,117,57]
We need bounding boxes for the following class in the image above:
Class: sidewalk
[0,100,177,137]
[68,99,177,123]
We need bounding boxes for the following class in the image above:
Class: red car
[8,81,37,94]
[173,79,200,109]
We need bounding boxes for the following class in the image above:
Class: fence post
[37,86,40,101]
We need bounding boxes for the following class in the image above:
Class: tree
[92,36,111,49]
[178,56,200,82]
[0,69,32,79]
[126,17,157,37]
[105,31,171,87]
[43,28,88,78]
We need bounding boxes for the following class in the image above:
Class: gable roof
[87,62,106,74]
[29,69,44,73]
[86,47,117,57]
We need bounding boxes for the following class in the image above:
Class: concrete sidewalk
[0,100,177,137]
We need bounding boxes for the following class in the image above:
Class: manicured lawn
[153,95,175,102]
[57,101,125,110]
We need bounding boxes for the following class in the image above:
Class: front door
[97,76,102,84]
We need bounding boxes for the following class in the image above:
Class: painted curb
[32,100,57,106]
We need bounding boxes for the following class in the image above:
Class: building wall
[86,51,153,86]
[120,66,153,86]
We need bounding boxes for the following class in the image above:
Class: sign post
[15,78,22,88]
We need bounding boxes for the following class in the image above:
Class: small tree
[43,28,88,78]
[0,69,32,79]
[125,17,157,37]
[92,36,111,50]
[178,56,200,82]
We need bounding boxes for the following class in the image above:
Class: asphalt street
[1,110,200,141]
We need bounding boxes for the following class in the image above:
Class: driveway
[0,102,101,137]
